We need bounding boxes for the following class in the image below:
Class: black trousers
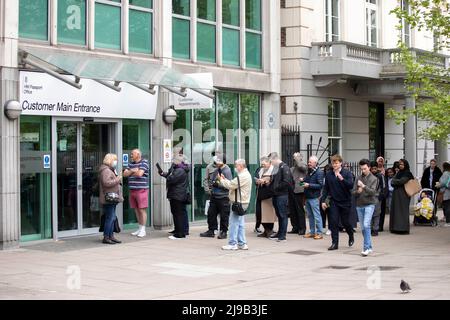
[379,197,387,231]
[169,199,186,238]
[207,197,230,233]
[255,199,262,229]
[289,193,306,232]
[329,203,353,245]
[443,200,450,223]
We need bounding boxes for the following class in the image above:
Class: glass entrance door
[55,121,115,237]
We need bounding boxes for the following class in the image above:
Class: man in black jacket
[421,159,443,192]
[269,152,294,242]
[321,154,355,250]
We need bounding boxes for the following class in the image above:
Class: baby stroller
[413,188,438,227]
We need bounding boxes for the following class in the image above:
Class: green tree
[388,0,450,142]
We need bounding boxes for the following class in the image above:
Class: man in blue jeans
[268,153,294,242]
[352,159,379,256]
[303,156,324,240]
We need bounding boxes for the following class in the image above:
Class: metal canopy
[19,46,215,95]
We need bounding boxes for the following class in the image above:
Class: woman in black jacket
[159,155,190,239]
[390,159,414,234]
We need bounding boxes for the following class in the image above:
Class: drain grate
[323,265,351,270]
[288,250,322,256]
[356,266,402,271]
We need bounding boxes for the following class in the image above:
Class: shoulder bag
[404,178,421,197]
[231,175,247,216]
[105,192,121,204]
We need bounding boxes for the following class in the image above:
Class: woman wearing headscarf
[389,159,414,234]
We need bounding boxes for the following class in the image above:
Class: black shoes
[371,231,379,237]
[102,237,115,245]
[200,230,215,238]
[217,231,227,239]
[298,230,306,236]
[288,229,299,234]
[328,243,339,250]
[349,234,354,247]
[110,237,122,244]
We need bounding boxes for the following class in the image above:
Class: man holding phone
[123,149,149,238]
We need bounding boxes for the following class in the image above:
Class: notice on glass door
[163,139,172,163]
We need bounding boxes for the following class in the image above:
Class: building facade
[280,0,449,173]
[0,0,281,249]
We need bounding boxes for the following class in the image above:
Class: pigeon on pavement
[400,280,411,293]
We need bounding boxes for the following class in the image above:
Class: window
[245,0,262,69]
[328,100,341,156]
[19,0,49,41]
[197,0,217,63]
[369,102,385,161]
[401,0,411,47]
[173,91,261,221]
[95,1,121,50]
[129,1,153,54]
[172,0,191,59]
[325,0,339,42]
[222,0,240,66]
[365,0,378,47]
[57,0,87,46]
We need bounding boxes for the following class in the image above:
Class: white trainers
[168,235,184,240]
[325,229,332,236]
[131,229,140,236]
[361,249,371,256]
[444,223,450,227]
[238,244,249,250]
[222,244,238,250]
[137,229,146,238]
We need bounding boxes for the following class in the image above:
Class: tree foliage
[388,0,450,142]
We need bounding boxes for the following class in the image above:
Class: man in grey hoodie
[352,159,379,257]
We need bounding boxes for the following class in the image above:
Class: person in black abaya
[390,159,414,234]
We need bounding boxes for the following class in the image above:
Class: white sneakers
[222,244,249,250]
[361,249,373,256]
[132,225,146,238]
[168,235,185,240]
[325,229,332,236]
[444,223,450,227]
[222,244,238,250]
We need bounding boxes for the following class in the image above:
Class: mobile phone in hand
[155,162,162,173]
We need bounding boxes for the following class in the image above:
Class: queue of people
[97,148,450,257]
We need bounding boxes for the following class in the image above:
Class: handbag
[105,192,120,204]
[99,215,121,233]
[404,178,421,197]
[231,175,247,216]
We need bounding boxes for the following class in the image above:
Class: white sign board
[20,71,159,120]
[163,139,172,163]
[122,154,129,167]
[172,73,213,110]
[43,154,51,169]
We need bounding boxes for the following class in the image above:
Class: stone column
[260,93,281,157]
[435,140,449,165]
[151,90,173,230]
[404,95,418,177]
[0,0,20,250]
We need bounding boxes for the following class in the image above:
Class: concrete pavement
[1,213,449,300]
